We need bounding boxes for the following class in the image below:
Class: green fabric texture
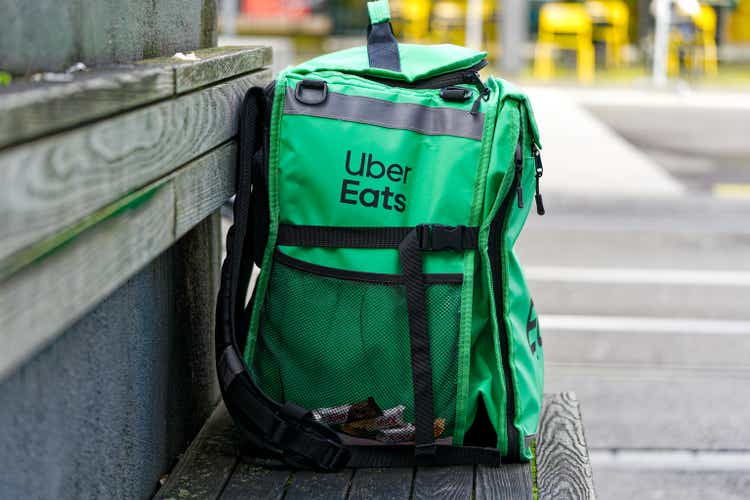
[244,39,544,460]
[255,259,459,437]
[367,0,391,23]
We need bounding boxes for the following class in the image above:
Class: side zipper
[488,114,525,461]
[532,143,545,216]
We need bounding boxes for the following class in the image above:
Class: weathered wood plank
[0,69,270,271]
[284,470,354,500]
[536,392,596,500]
[475,464,533,500]
[0,142,235,379]
[141,45,273,93]
[155,403,238,500]
[0,66,173,150]
[219,462,290,500]
[174,143,237,238]
[347,467,413,500]
[0,46,271,150]
[412,465,473,500]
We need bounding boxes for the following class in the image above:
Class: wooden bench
[0,45,272,498]
[0,45,271,378]
[155,393,596,499]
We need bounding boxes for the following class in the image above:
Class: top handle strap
[366,0,401,72]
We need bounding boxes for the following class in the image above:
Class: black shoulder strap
[215,86,350,471]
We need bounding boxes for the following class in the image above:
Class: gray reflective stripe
[284,89,484,141]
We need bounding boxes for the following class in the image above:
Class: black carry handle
[366,0,401,71]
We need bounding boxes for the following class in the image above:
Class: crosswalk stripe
[526,266,750,287]
[540,314,750,335]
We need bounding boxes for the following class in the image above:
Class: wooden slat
[536,392,596,500]
[0,46,271,150]
[154,403,238,500]
[0,66,173,150]
[141,45,273,93]
[219,461,290,500]
[284,470,354,500]
[0,69,271,272]
[475,464,533,500]
[347,467,413,500]
[151,392,595,499]
[412,465,473,500]
[0,143,235,379]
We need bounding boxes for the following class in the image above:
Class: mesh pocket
[252,257,461,442]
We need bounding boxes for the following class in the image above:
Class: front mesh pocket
[253,257,460,443]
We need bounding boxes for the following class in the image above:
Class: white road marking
[526,266,750,287]
[590,449,750,471]
[540,314,750,335]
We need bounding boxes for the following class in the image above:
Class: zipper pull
[467,71,490,115]
[533,144,545,216]
[515,142,524,208]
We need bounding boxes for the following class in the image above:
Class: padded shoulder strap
[366,0,401,71]
[215,86,350,471]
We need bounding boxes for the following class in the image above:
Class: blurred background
[218,1,750,498]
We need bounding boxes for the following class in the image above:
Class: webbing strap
[348,443,502,468]
[277,224,479,250]
[399,229,437,458]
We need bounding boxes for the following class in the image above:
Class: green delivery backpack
[216,0,545,471]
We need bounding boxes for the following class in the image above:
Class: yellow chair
[667,3,718,77]
[534,3,595,82]
[586,0,629,67]
[429,0,498,49]
[691,3,719,76]
[431,1,468,45]
[391,0,432,42]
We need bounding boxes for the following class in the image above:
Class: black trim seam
[274,250,463,285]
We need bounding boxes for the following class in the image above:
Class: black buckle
[415,442,438,463]
[268,416,293,447]
[318,442,351,472]
[294,79,328,105]
[416,224,466,251]
[440,86,472,102]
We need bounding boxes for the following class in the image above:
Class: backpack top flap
[291,43,488,83]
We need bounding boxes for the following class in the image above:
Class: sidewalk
[526,87,685,198]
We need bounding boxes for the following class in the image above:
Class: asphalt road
[517,193,750,499]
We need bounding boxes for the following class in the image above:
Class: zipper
[359,60,491,113]
[532,143,545,216]
[514,140,524,209]
[488,115,525,461]
[493,115,545,459]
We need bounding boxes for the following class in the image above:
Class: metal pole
[466,0,484,50]
[501,0,527,75]
[653,0,671,86]
[221,0,238,36]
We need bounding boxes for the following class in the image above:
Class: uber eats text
[339,150,411,212]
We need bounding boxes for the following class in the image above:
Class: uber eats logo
[339,150,411,212]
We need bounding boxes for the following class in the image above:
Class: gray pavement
[518,193,750,498]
